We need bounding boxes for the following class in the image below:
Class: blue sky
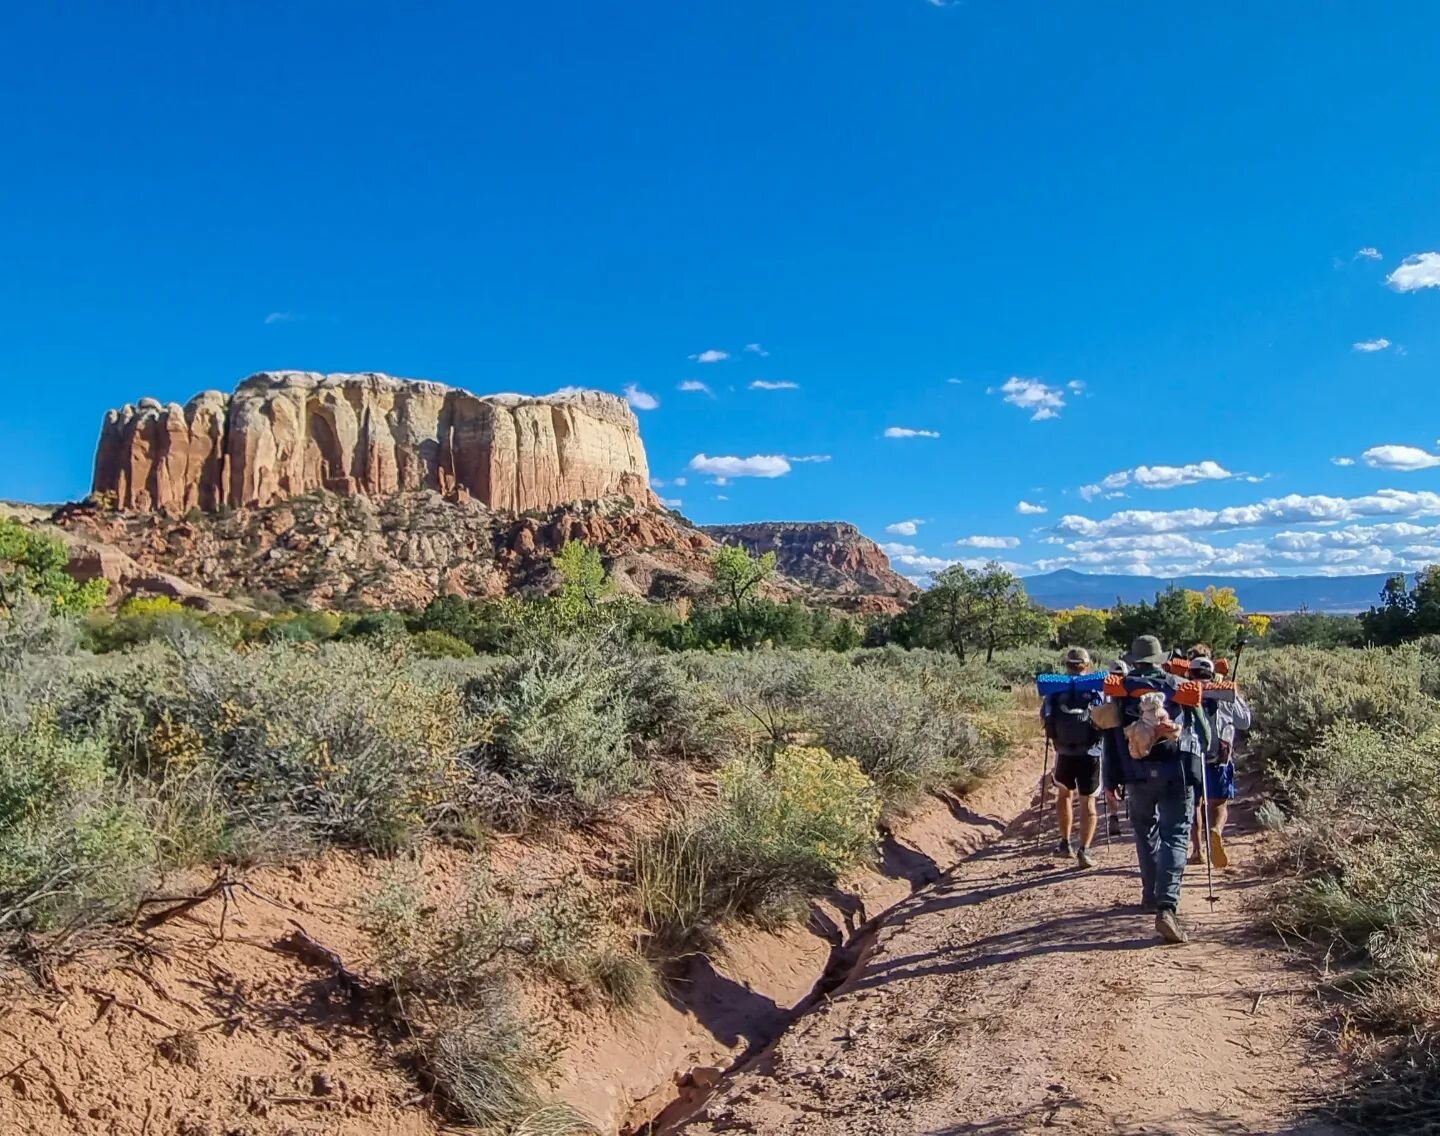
[4,2,1440,581]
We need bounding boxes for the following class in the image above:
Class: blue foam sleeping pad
[1034,671,1108,696]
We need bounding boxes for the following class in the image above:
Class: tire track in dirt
[672,787,1343,1136]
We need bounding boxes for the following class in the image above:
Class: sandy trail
[674,782,1343,1136]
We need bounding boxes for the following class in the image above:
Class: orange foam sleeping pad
[1163,657,1230,677]
[1102,673,1213,708]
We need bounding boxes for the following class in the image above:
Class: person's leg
[1055,782,1073,845]
[1153,781,1195,913]
[1128,779,1160,908]
[1208,762,1234,868]
[1077,794,1098,850]
[1189,802,1204,864]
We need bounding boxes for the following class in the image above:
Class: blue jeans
[1127,775,1195,911]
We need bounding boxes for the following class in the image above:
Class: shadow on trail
[659,954,786,1056]
[932,1102,1318,1134]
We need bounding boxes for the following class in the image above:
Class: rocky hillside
[703,521,917,598]
[55,493,716,611]
[93,371,656,515]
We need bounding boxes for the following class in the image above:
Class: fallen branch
[276,921,369,1000]
[82,985,179,1032]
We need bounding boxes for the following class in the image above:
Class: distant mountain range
[1020,568,1398,614]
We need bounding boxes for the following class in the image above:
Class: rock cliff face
[93,372,656,515]
[702,521,917,598]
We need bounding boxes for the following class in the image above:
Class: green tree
[553,541,611,616]
[1105,585,1238,655]
[899,562,1050,662]
[1360,573,1417,645]
[1268,608,1363,649]
[0,519,108,616]
[711,545,776,614]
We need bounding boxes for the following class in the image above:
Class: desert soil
[671,782,1343,1136]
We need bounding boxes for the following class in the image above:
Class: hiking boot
[1209,828,1230,870]
[1187,847,1204,866]
[1055,838,1073,857]
[1076,846,1096,869]
[1155,909,1188,944]
[1108,814,1123,838]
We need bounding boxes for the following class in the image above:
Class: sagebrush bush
[0,719,155,932]
[1260,669,1440,1130]
[1245,646,1440,780]
[635,745,880,953]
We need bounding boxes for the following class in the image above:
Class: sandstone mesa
[92,371,657,516]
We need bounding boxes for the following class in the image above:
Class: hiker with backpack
[1040,647,1104,869]
[1102,635,1211,944]
[1187,655,1251,870]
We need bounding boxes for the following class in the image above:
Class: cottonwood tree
[900,561,1050,662]
[0,519,108,616]
[711,545,776,614]
[1105,585,1240,655]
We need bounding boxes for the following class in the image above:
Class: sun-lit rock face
[92,372,656,515]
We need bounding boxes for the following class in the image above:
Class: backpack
[1050,687,1101,754]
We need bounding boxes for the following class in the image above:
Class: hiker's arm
[1102,725,1124,793]
[1039,694,1056,741]
[1231,696,1252,733]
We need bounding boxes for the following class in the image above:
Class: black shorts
[1054,752,1101,796]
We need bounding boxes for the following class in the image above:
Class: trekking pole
[1229,631,1248,683]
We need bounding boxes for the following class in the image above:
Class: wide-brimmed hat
[1062,646,1091,670]
[1189,656,1217,678]
[1124,634,1167,666]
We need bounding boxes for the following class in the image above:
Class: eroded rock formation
[93,372,656,515]
[702,521,917,597]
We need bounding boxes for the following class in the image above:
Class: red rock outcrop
[702,521,917,597]
[93,372,657,516]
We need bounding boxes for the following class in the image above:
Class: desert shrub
[1266,718,1440,1129]
[0,719,155,932]
[425,1005,595,1135]
[1245,646,1440,780]
[462,639,726,827]
[64,639,477,851]
[412,630,477,660]
[804,658,1009,805]
[635,745,880,953]
[86,595,212,652]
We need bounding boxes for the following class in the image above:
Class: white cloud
[885,426,940,439]
[688,453,791,479]
[678,379,713,395]
[1387,252,1440,292]
[953,535,1021,549]
[1066,380,1086,393]
[750,380,799,390]
[1079,461,1231,500]
[880,542,920,556]
[892,553,959,573]
[1362,444,1440,471]
[651,478,666,488]
[1054,489,1440,540]
[660,497,683,508]
[673,476,688,487]
[1353,337,1392,352]
[1356,247,1382,261]
[744,343,769,357]
[689,349,730,364]
[885,519,924,536]
[996,377,1067,421]
[1016,500,1048,515]
[623,384,659,411]
[946,377,963,385]
[788,454,831,463]
[264,311,294,324]
[1332,457,1356,466]
[715,494,729,501]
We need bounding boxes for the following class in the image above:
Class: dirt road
[675,786,1342,1136]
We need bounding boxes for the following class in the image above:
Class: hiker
[1102,635,1211,944]
[1187,655,1252,870]
[1041,646,1104,869]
